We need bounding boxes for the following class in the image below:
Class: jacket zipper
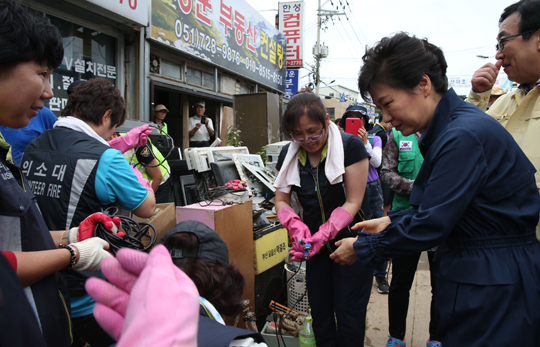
[309,166,337,252]
[58,290,74,344]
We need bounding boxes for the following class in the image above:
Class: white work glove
[72,238,113,271]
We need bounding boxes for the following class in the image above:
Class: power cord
[272,258,308,347]
[95,207,157,256]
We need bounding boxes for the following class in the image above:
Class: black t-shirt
[276,132,370,246]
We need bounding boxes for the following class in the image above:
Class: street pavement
[365,252,434,347]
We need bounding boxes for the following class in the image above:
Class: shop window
[161,59,181,80]
[203,72,215,90]
[186,67,202,85]
[240,83,253,94]
[186,66,215,90]
[47,15,118,117]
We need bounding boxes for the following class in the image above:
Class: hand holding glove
[85,245,199,347]
[109,125,154,154]
[68,212,120,244]
[130,165,154,193]
[277,206,311,262]
[72,237,113,271]
[303,207,354,258]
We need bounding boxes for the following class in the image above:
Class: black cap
[158,220,229,265]
[67,80,86,95]
[343,102,368,118]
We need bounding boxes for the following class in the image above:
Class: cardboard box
[176,201,255,328]
[253,224,288,275]
[132,203,177,248]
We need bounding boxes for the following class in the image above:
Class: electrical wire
[270,258,309,346]
[128,125,175,172]
[95,207,157,256]
[196,186,249,207]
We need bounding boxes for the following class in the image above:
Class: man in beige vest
[466,0,540,239]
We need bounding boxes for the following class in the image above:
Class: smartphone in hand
[345,118,363,135]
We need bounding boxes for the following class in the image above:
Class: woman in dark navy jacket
[275,91,372,346]
[330,32,540,346]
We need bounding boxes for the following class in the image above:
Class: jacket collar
[0,131,14,164]
[419,88,463,157]
[298,142,328,167]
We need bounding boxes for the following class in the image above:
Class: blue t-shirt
[72,147,149,318]
[0,107,57,165]
[95,148,149,210]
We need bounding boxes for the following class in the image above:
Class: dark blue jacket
[354,88,540,345]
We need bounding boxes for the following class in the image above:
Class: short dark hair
[281,90,327,139]
[164,233,245,317]
[0,1,63,76]
[500,0,540,40]
[62,78,126,128]
[358,32,448,103]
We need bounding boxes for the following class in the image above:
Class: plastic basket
[284,262,310,313]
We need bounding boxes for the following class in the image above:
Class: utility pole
[313,1,345,95]
[315,0,322,95]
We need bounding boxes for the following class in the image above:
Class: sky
[245,0,512,98]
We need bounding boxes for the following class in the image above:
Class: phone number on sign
[175,19,217,54]
[221,43,283,86]
[174,19,282,86]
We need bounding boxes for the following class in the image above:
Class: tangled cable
[197,186,249,207]
[94,207,157,256]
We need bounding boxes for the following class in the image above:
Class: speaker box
[254,261,287,332]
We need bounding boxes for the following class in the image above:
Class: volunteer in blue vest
[22,78,156,347]
[0,3,116,346]
[331,32,540,346]
[189,101,214,147]
[380,130,441,347]
[154,104,169,134]
[274,90,372,346]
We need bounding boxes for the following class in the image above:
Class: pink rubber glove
[303,207,354,258]
[68,213,120,243]
[109,124,153,153]
[278,206,311,253]
[130,165,154,193]
[85,245,199,347]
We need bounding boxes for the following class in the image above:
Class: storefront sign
[150,0,286,92]
[47,15,118,117]
[284,70,299,98]
[84,0,148,26]
[278,1,304,68]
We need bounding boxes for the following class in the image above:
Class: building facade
[24,0,287,151]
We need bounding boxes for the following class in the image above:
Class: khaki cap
[155,104,169,112]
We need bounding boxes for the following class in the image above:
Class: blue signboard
[284,69,299,98]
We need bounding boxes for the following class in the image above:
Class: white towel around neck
[54,116,110,146]
[273,121,344,193]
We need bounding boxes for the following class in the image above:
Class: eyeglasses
[290,128,325,143]
[496,29,538,52]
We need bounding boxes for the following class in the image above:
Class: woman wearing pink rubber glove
[277,206,311,262]
[273,90,372,346]
[108,124,154,154]
[86,245,199,347]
